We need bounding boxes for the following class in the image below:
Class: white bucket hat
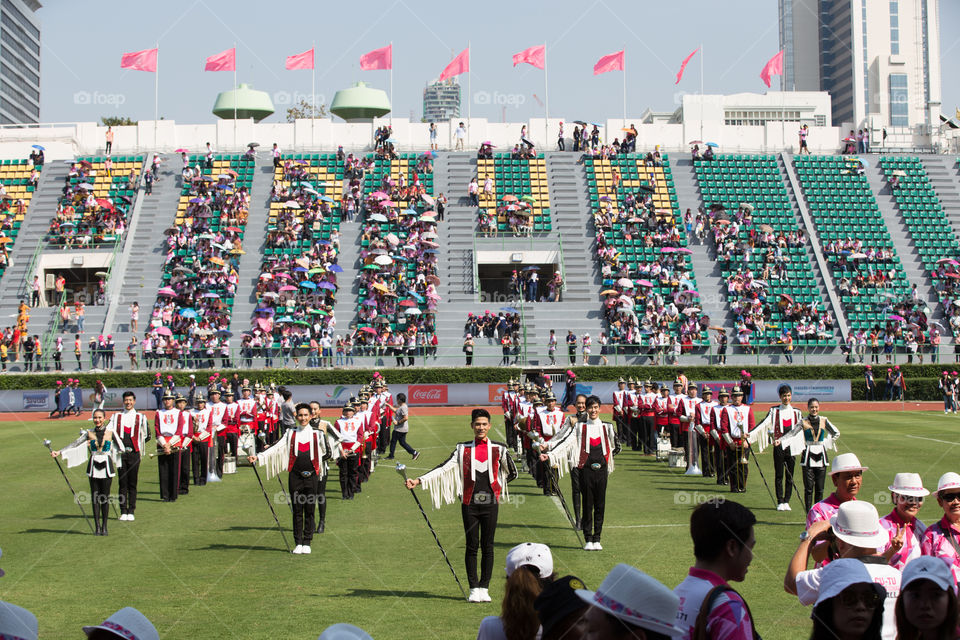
[0,601,38,640]
[576,563,681,637]
[888,472,930,497]
[506,542,553,578]
[829,501,889,549]
[936,472,960,493]
[813,558,885,608]
[830,452,868,476]
[82,607,158,640]
[901,556,954,592]
[317,623,374,640]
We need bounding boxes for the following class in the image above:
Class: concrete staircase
[922,156,960,242]
[671,157,731,333]
[864,159,951,338]
[100,155,180,354]
[227,157,281,344]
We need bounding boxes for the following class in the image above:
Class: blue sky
[37,0,960,124]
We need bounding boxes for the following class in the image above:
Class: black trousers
[216,433,238,477]
[377,418,390,454]
[630,416,643,451]
[157,451,178,501]
[803,466,826,513]
[462,502,498,589]
[642,416,656,453]
[316,474,328,529]
[338,456,360,499]
[388,430,415,457]
[669,423,681,448]
[698,434,714,477]
[773,446,795,503]
[714,441,727,485]
[178,449,191,494]
[118,450,140,514]
[192,444,208,485]
[504,419,518,450]
[89,476,112,532]
[289,471,319,546]
[570,467,582,523]
[727,446,749,492]
[581,464,608,542]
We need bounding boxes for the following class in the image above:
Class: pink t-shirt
[674,568,755,640]
[920,516,960,584]
[806,492,847,528]
[879,510,926,571]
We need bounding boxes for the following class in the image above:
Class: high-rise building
[422,79,460,123]
[0,0,41,125]
[779,0,941,132]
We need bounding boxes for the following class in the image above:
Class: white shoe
[301,545,311,554]
[584,542,595,551]
[467,588,482,603]
[122,514,131,521]
[479,588,492,602]
[594,542,603,550]
[783,503,791,511]
[776,503,783,511]
[292,545,303,554]
[127,514,135,521]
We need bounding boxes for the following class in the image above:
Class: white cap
[830,452,868,476]
[317,623,373,640]
[887,473,930,497]
[506,542,553,578]
[936,472,960,493]
[813,558,885,608]
[576,564,681,637]
[901,556,955,592]
[829,501,889,549]
[0,601,37,640]
[83,607,157,640]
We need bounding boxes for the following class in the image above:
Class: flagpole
[389,40,394,127]
[699,42,704,144]
[154,42,159,151]
[233,42,237,151]
[622,46,626,131]
[467,41,471,149]
[312,42,316,149]
[543,43,549,151]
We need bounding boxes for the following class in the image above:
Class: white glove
[723,434,734,446]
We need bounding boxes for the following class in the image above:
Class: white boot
[467,588,482,603]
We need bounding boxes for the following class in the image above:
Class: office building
[0,0,41,125]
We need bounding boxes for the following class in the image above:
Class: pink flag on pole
[512,45,545,69]
[205,48,236,72]
[438,48,469,82]
[360,45,393,71]
[593,50,624,75]
[120,48,158,73]
[674,47,700,85]
[285,49,314,70]
[760,50,784,88]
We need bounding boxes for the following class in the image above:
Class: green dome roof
[330,81,391,122]
[212,83,275,122]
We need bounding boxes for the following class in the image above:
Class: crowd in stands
[47,159,137,247]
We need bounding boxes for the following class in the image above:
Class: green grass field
[2,409,959,639]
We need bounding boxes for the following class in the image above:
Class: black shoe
[412,451,421,461]
[574,519,582,531]
[316,521,325,534]
[385,456,395,460]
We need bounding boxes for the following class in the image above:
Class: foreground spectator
[809,559,885,640]
[477,543,554,639]
[894,556,957,640]
[575,563,682,639]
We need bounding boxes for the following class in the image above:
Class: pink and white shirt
[806,492,850,528]
[674,568,755,640]
[920,516,960,584]
[879,510,926,571]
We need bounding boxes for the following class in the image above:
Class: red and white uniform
[517,399,535,449]
[502,390,517,421]
[667,393,684,428]
[223,400,241,436]
[719,404,756,443]
[640,389,656,418]
[757,404,803,442]
[237,395,257,430]
[178,408,194,450]
[612,387,627,420]
[678,395,701,434]
[108,409,149,453]
[694,399,717,435]
[711,404,728,448]
[335,415,364,456]
[535,407,565,443]
[192,406,213,448]
[653,395,669,430]
[209,400,227,434]
[418,438,518,508]
[154,408,185,448]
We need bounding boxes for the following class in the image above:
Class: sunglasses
[837,590,882,609]
[940,492,960,503]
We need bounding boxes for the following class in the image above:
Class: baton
[396,464,467,599]
[745,440,778,509]
[43,439,95,534]
[250,461,292,553]
[539,443,585,547]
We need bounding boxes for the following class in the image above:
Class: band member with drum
[249,403,332,554]
[108,391,149,521]
[174,394,193,495]
[405,408,518,603]
[541,395,619,551]
[51,408,124,535]
[755,384,803,510]
[719,386,755,493]
[154,392,184,502]
[692,386,716,477]
[335,400,364,500]
[191,395,213,486]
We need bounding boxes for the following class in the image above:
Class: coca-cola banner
[407,385,448,404]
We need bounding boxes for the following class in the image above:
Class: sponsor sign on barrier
[22,392,49,410]
[752,380,850,403]
[488,384,507,403]
[408,385,448,404]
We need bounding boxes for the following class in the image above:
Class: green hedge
[1,365,951,401]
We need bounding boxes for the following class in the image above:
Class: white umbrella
[617,278,634,288]
[374,255,393,266]
[405,307,422,315]
[283,200,301,209]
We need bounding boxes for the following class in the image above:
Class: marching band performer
[639,379,657,454]
[653,383,669,450]
[405,408,518,603]
[718,386,755,493]
[711,388,731,485]
[667,379,685,449]
[51,408,124,535]
[190,395,213,486]
[249,402,332,554]
[677,383,701,470]
[108,391,149,521]
[800,401,845,519]
[534,392,565,496]
[154,392,185,502]
[310,401,341,533]
[692,386,716,477]
[502,378,520,453]
[357,390,377,484]
[208,389,228,477]
[335,400,364,500]
[612,377,628,445]
[220,390,241,474]
[556,394,588,529]
[374,379,394,455]
[754,384,804,510]
[174,394,193,495]
[264,384,281,445]
[541,395,619,551]
[236,386,258,451]
[517,385,538,477]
